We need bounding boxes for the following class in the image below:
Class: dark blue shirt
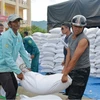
[63,33,71,61]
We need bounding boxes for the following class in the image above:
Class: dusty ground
[14,86,92,100]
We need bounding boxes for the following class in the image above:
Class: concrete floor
[15,86,92,100]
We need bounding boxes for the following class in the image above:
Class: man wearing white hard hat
[62,15,90,100]
[0,14,31,100]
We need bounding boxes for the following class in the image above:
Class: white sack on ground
[19,70,72,95]
[0,86,5,97]
[20,94,62,100]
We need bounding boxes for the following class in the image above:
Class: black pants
[65,67,90,100]
[0,72,18,100]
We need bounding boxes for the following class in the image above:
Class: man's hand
[61,60,65,66]
[31,55,34,59]
[61,74,68,83]
[27,68,31,71]
[17,73,24,80]
[62,66,67,74]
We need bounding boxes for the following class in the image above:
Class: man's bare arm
[64,38,89,75]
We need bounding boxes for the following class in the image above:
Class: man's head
[8,14,23,31]
[71,15,87,36]
[0,23,4,33]
[61,22,71,35]
[24,31,28,37]
[71,15,87,27]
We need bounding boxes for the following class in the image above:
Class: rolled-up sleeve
[19,42,31,68]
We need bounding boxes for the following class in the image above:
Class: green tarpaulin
[47,0,100,29]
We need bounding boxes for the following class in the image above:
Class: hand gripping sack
[19,70,72,95]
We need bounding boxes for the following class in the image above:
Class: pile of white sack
[84,27,100,77]
[32,29,66,73]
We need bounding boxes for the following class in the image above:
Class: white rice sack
[53,66,63,73]
[90,50,95,54]
[0,87,6,97]
[49,27,61,34]
[90,67,97,74]
[16,54,24,67]
[47,38,60,44]
[95,55,100,60]
[54,58,64,63]
[55,62,62,66]
[42,48,56,53]
[54,54,64,59]
[85,27,99,36]
[87,34,96,39]
[90,63,95,68]
[32,32,44,37]
[40,68,53,73]
[95,59,100,65]
[40,64,54,69]
[20,94,62,100]
[89,38,96,44]
[56,44,64,49]
[96,29,100,36]
[55,49,63,54]
[43,52,55,56]
[90,73,97,77]
[43,43,56,48]
[95,36,100,44]
[19,71,72,95]
[47,33,61,38]
[83,27,88,33]
[96,74,100,78]
[95,64,100,68]
[96,68,100,73]
[41,61,54,66]
[16,52,31,67]
[90,45,95,50]
[41,57,54,62]
[89,53,96,60]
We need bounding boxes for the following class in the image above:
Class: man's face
[10,19,20,30]
[72,25,84,35]
[61,25,69,35]
[0,25,4,33]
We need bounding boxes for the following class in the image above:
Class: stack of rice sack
[53,38,64,73]
[32,32,47,63]
[39,27,64,73]
[95,29,100,77]
[40,42,56,73]
[40,33,64,73]
[85,27,99,77]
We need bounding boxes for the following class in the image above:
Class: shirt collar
[9,28,18,38]
[0,32,3,35]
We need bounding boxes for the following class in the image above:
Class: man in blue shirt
[0,14,31,100]
[61,22,71,67]
[61,22,71,95]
